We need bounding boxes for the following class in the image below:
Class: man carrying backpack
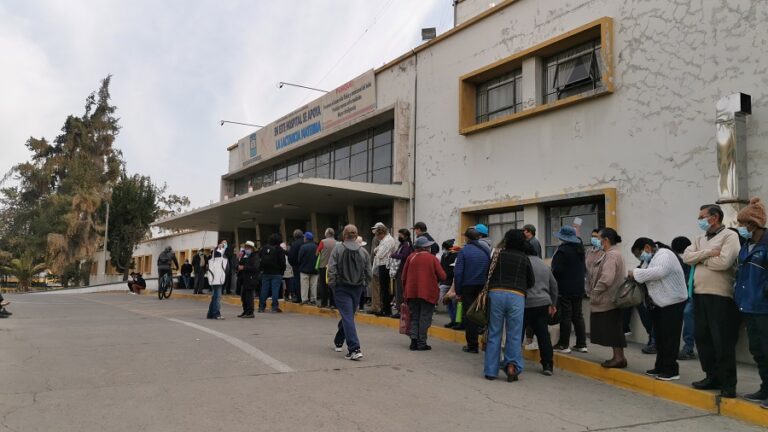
[327,225,372,360]
[157,246,179,288]
[259,234,287,313]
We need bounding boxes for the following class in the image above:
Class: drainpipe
[411,49,418,227]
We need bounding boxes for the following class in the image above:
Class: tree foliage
[108,173,159,279]
[0,253,47,292]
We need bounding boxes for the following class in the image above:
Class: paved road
[0,293,759,432]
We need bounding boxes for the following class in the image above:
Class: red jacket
[402,251,447,304]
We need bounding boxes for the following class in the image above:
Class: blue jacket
[298,242,319,275]
[454,241,490,294]
[734,235,768,315]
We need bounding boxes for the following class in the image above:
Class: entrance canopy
[153,178,410,231]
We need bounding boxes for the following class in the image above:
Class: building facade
[157,0,767,356]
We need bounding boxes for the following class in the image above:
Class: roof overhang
[153,178,410,231]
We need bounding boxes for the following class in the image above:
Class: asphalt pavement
[0,292,761,432]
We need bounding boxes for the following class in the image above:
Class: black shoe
[645,369,661,377]
[409,339,418,351]
[541,366,553,376]
[678,350,697,360]
[462,346,479,354]
[720,389,737,398]
[240,314,255,319]
[416,345,432,351]
[391,313,400,319]
[257,309,265,313]
[237,313,245,318]
[485,375,497,381]
[743,390,768,402]
[453,324,465,331]
[0,310,10,318]
[692,377,721,390]
[641,344,657,354]
[444,322,456,328]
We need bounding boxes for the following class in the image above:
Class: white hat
[371,222,387,232]
[245,240,256,248]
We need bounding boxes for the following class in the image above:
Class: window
[545,198,605,257]
[234,177,249,196]
[476,70,522,124]
[334,143,351,180]
[477,209,524,246]
[543,39,603,103]
[302,153,316,178]
[316,151,331,179]
[286,161,299,180]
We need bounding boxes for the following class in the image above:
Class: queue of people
[142,201,767,409]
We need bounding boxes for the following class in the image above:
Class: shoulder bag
[465,248,500,327]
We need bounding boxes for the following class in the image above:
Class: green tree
[0,253,47,292]
[107,172,159,280]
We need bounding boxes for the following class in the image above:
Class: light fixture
[220,120,264,128]
[277,82,328,93]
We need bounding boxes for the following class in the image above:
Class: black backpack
[158,251,172,266]
[338,245,367,286]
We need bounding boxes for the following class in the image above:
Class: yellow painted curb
[169,292,765,427]
[720,398,768,427]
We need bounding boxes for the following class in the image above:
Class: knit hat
[737,197,767,227]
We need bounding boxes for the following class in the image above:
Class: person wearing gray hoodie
[328,225,373,360]
[524,247,559,375]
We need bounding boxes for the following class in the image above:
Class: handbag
[465,248,500,327]
[398,303,411,335]
[615,278,647,309]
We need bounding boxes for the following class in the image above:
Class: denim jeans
[207,285,222,318]
[260,274,283,311]
[484,290,525,377]
[682,298,695,353]
[335,284,363,352]
[182,274,191,289]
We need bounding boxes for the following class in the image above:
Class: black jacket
[241,253,261,288]
[259,244,287,276]
[440,250,458,286]
[180,263,193,276]
[288,238,304,267]
[298,242,318,274]
[551,242,587,296]
[487,249,535,293]
[419,233,440,255]
[192,254,207,273]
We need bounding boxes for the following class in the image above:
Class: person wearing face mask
[590,228,627,368]
[585,229,605,298]
[733,198,768,408]
[389,228,414,316]
[628,238,688,381]
[551,225,588,354]
[683,204,741,398]
[237,241,260,318]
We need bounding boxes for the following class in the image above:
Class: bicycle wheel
[163,279,173,299]
[158,280,164,299]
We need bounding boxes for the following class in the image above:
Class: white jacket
[207,256,229,286]
[633,248,688,307]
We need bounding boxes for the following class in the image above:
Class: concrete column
[255,223,261,247]
[279,219,287,245]
[393,101,411,184]
[310,212,319,238]
[392,199,409,231]
[234,229,240,249]
[346,205,356,226]
[522,57,544,110]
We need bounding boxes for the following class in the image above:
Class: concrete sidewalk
[162,288,767,427]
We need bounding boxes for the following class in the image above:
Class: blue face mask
[639,251,653,263]
[590,237,602,249]
[737,226,752,240]
[697,218,711,231]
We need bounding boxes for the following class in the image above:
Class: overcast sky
[0,0,453,208]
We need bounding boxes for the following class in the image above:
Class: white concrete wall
[410,0,768,253]
[133,231,219,277]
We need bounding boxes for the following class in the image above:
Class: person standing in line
[439,240,460,328]
[551,226,588,354]
[484,229,535,381]
[367,231,382,315]
[671,236,697,360]
[298,232,319,305]
[590,228,628,368]
[192,250,207,294]
[474,223,493,253]
[259,233,287,313]
[180,259,193,289]
[683,204,742,398]
[412,221,440,255]
[585,228,605,298]
[206,244,228,320]
[390,228,414,316]
[733,198,768,408]
[401,236,446,351]
[280,242,294,300]
[328,225,372,360]
[629,238,689,381]
[287,229,305,303]
[524,244,558,375]
[316,228,337,308]
[237,241,260,318]
[523,224,543,258]
[221,241,236,295]
[372,223,397,317]
[454,227,491,354]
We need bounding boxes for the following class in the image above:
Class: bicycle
[158,272,174,300]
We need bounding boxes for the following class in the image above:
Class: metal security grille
[543,39,603,103]
[476,69,523,124]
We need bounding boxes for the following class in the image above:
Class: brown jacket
[589,247,626,313]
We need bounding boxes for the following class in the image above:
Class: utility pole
[103,202,110,275]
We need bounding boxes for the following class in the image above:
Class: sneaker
[541,368,553,377]
[624,331,632,337]
[215,316,225,320]
[416,345,432,351]
[743,390,768,402]
[761,400,768,409]
[641,344,657,355]
[678,350,697,360]
[656,373,680,381]
[524,341,539,351]
[237,313,245,318]
[645,369,661,377]
[273,308,283,313]
[444,322,456,328]
[333,344,343,352]
[572,345,588,353]
[240,314,255,318]
[553,344,571,354]
[0,300,9,306]
[345,350,363,361]
[0,310,10,318]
